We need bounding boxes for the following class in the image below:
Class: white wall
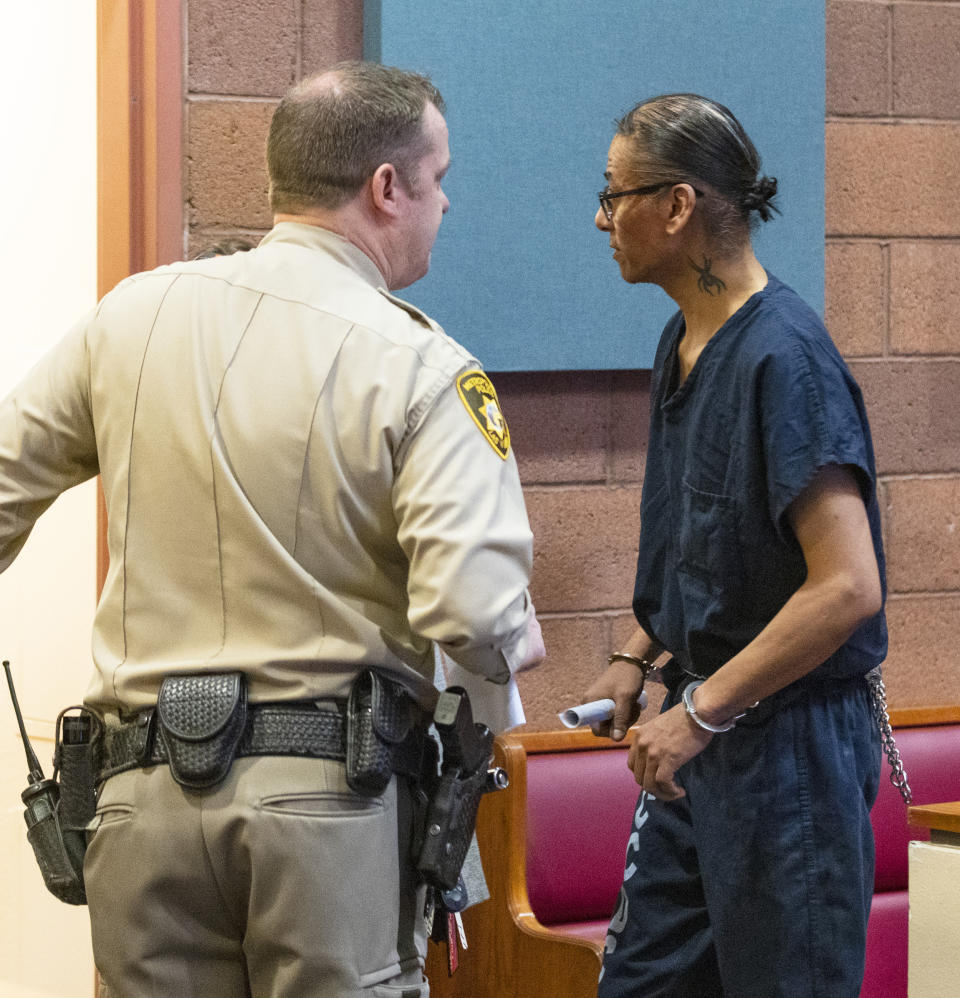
[0,3,99,996]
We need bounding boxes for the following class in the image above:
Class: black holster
[415,687,493,892]
[417,763,488,892]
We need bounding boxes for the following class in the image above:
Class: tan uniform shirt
[0,222,535,711]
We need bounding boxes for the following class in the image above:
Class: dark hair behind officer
[191,237,256,260]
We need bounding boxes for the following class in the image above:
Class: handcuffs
[682,680,755,734]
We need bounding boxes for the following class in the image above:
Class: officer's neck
[273,209,397,289]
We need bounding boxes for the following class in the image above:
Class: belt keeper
[135,710,156,766]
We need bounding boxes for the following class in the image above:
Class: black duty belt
[100,699,346,783]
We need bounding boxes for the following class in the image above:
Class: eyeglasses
[597,182,705,221]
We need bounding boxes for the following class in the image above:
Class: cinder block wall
[184,0,960,728]
[826,0,960,711]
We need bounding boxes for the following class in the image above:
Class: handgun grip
[433,687,492,774]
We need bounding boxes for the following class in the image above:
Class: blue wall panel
[366,1,824,371]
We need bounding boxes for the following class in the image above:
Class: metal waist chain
[866,667,912,805]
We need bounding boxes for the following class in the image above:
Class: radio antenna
[3,660,46,784]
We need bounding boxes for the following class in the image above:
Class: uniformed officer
[0,62,544,997]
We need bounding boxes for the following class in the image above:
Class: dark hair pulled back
[616,93,779,251]
[741,175,779,222]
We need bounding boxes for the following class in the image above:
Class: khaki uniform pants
[85,756,429,997]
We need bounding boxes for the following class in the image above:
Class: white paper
[559,691,648,729]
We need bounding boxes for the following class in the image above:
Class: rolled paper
[558,690,649,729]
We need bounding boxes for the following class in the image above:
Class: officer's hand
[626,703,713,800]
[583,659,646,742]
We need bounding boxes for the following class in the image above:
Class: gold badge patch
[456,370,510,460]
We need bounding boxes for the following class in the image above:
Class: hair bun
[743,175,779,221]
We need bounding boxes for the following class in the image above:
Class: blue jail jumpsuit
[598,274,885,998]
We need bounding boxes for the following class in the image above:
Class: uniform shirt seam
[116,273,181,698]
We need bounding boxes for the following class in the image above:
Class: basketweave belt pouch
[156,672,248,790]
[346,669,419,796]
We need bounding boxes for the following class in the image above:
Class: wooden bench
[425,708,960,998]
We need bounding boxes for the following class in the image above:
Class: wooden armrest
[909,801,960,835]
[425,731,604,997]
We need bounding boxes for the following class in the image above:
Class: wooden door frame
[97,0,182,594]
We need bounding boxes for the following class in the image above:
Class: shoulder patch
[456,370,511,460]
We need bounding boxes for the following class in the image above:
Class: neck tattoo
[688,255,727,296]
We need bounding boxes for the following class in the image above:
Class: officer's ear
[370,163,403,218]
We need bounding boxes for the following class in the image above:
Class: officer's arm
[392,376,538,682]
[0,318,98,572]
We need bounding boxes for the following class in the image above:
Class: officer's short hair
[267,61,446,214]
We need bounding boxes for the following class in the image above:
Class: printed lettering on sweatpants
[598,791,651,983]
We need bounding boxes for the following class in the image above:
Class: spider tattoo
[688,256,727,296]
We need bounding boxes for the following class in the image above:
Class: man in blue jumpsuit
[583,93,884,997]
